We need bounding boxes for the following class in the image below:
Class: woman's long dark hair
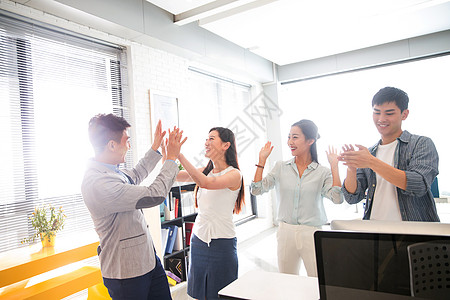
[194,127,245,214]
[292,119,320,163]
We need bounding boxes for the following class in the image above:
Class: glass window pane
[182,70,256,221]
[0,13,128,252]
[279,54,450,221]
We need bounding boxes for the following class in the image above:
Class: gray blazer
[81,149,179,279]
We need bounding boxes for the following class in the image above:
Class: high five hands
[166,127,187,161]
[157,123,187,161]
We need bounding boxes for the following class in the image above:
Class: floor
[171,218,299,300]
[237,225,279,276]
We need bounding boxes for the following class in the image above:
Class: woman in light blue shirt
[251,119,343,277]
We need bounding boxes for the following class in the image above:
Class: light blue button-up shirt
[251,158,343,226]
[99,162,132,183]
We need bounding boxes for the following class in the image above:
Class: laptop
[314,230,450,300]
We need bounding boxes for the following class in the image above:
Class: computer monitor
[314,230,450,300]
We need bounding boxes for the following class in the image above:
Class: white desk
[330,219,450,235]
[218,270,319,300]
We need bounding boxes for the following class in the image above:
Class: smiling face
[287,126,314,158]
[204,130,229,160]
[373,102,409,144]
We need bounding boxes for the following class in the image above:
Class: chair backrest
[407,241,450,299]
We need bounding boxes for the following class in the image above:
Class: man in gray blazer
[81,113,185,299]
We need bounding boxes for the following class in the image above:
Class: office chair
[407,241,450,299]
[431,177,439,198]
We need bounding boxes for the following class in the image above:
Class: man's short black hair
[372,87,409,112]
[88,113,130,153]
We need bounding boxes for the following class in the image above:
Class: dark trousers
[103,256,172,300]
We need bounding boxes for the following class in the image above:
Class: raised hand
[253,141,273,182]
[258,141,274,165]
[151,120,166,151]
[326,145,339,167]
[166,126,187,161]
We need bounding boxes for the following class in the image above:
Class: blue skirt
[187,234,238,300]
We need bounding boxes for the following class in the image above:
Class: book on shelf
[163,194,175,221]
[173,226,183,251]
[169,191,176,211]
[163,225,178,255]
[174,198,180,219]
[184,222,194,246]
[161,227,169,256]
[166,275,177,286]
[166,257,185,281]
[181,191,195,216]
[166,270,181,283]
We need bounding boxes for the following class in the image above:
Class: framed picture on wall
[148,90,179,133]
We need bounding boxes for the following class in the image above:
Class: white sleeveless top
[193,166,242,245]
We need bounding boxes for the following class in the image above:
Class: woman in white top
[163,127,244,300]
[251,119,343,277]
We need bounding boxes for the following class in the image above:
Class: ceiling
[147,0,450,66]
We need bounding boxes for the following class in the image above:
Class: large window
[279,54,450,222]
[0,12,129,252]
[179,67,261,222]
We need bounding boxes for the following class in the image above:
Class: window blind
[0,12,130,253]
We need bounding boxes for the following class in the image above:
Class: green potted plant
[22,204,66,247]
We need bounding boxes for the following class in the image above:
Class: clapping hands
[338,144,373,170]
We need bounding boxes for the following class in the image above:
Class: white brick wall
[128,44,191,159]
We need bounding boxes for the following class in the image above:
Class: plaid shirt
[342,130,440,222]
